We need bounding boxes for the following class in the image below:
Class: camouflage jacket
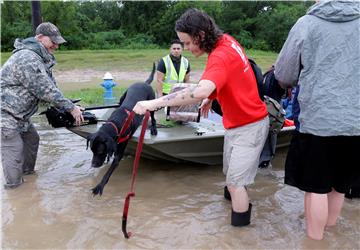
[1,37,75,131]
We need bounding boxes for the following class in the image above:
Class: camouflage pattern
[35,22,66,44]
[0,37,74,132]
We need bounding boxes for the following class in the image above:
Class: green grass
[1,48,278,106]
[1,48,277,71]
[1,49,203,71]
[63,86,127,106]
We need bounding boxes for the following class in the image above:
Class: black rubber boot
[224,186,231,201]
[231,203,252,227]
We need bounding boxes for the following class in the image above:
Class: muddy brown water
[1,117,359,249]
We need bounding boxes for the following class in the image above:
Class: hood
[307,0,360,22]
[13,37,55,65]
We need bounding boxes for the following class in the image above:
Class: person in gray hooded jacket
[275,0,360,240]
[1,22,84,189]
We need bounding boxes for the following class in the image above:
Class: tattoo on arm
[165,93,177,101]
[189,85,199,99]
[161,85,201,105]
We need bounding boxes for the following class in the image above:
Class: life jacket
[163,55,189,94]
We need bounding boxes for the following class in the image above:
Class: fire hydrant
[101,72,117,104]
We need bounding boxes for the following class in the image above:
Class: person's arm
[156,71,165,97]
[23,60,84,124]
[133,79,216,115]
[275,17,307,88]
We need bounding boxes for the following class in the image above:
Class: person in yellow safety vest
[156,39,191,97]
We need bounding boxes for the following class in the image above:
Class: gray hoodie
[275,0,360,136]
[1,37,74,131]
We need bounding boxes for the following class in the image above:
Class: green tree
[154,1,223,47]
[41,1,80,35]
[40,1,84,49]
[256,2,311,51]
[1,1,32,51]
[219,1,276,49]
[75,1,122,32]
[118,1,168,36]
[0,1,313,52]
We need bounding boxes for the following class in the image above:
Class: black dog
[87,63,157,196]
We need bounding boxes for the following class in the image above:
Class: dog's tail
[145,62,156,85]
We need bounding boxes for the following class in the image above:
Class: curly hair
[175,8,223,54]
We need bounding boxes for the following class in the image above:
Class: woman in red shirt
[133,8,268,227]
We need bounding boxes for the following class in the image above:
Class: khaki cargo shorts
[223,116,269,187]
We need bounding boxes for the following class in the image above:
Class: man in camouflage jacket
[1,22,84,189]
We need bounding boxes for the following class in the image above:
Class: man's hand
[70,106,84,126]
[199,98,213,118]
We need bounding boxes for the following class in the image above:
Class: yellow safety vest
[163,55,189,94]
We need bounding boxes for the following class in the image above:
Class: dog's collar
[106,109,133,144]
[106,121,119,135]
[106,109,131,136]
[106,121,131,143]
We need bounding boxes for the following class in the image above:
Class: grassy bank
[65,87,127,105]
[1,48,277,71]
[1,48,278,106]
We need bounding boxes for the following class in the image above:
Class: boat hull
[67,109,294,165]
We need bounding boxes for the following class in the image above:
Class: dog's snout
[91,155,106,168]
[91,162,102,168]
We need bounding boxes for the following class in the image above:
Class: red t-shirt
[202,34,267,129]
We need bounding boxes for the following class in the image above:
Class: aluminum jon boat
[67,108,294,165]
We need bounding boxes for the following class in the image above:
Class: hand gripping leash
[122,111,150,239]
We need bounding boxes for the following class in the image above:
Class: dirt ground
[54,69,203,91]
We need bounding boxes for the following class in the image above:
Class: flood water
[2,117,359,249]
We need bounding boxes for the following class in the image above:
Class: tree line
[1,1,312,52]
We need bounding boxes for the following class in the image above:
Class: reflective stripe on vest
[163,55,189,94]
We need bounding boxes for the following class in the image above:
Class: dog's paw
[91,185,104,196]
[150,125,158,136]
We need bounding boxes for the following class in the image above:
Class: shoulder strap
[248,58,264,100]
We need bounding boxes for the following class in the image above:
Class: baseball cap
[35,22,66,44]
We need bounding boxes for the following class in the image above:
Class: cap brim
[50,35,66,44]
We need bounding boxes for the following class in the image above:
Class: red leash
[122,111,150,239]
[116,110,135,143]
[106,109,135,144]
